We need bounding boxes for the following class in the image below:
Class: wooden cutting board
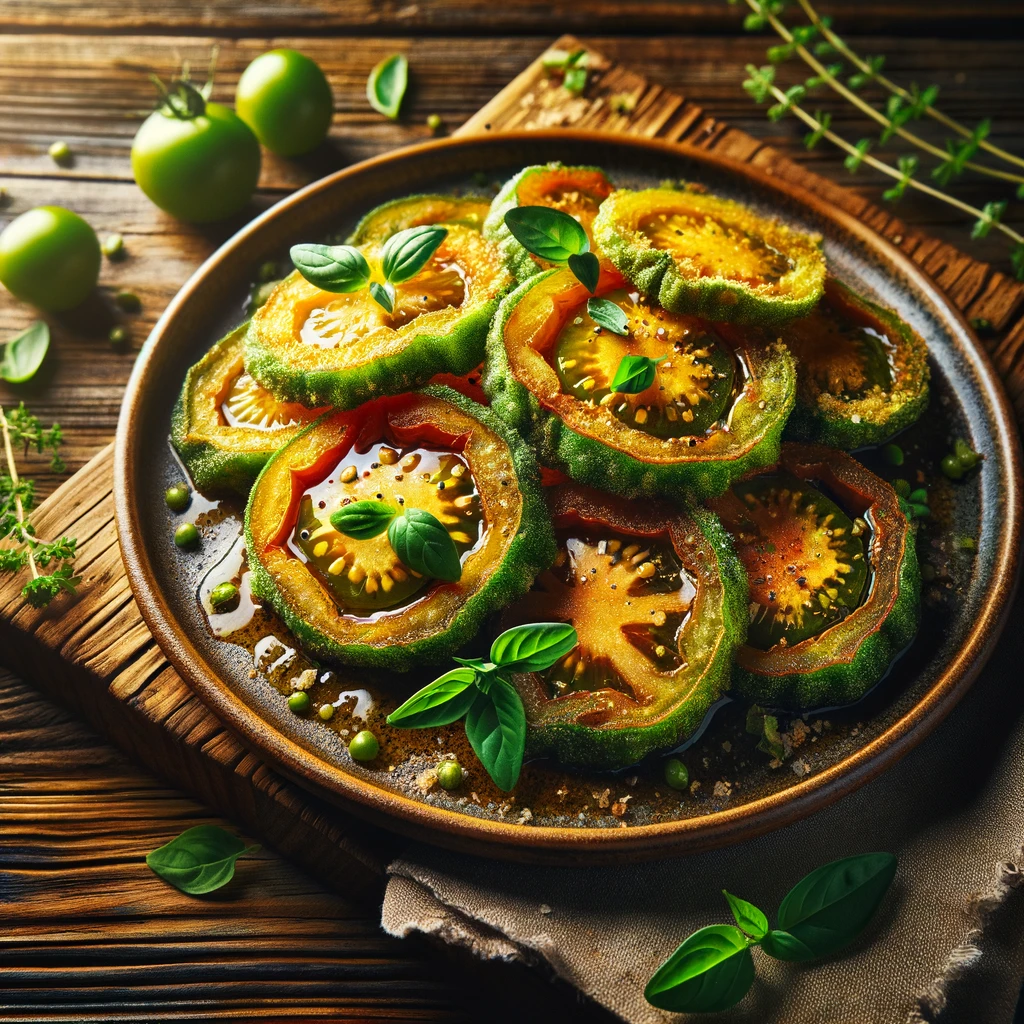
[2,34,1022,893]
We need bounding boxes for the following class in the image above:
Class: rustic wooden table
[2,2,1022,1019]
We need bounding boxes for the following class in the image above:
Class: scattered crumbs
[539,904,552,915]
[388,765,396,772]
[247,669,257,679]
[769,758,783,770]
[289,668,317,692]
[689,780,701,795]
[789,719,809,748]
[792,759,810,777]
[713,780,732,799]
[578,812,586,820]
[471,791,480,803]
[702,757,710,768]
[851,414,862,424]
[626,775,638,786]
[611,796,632,818]
[811,719,823,734]
[517,807,533,825]
[594,788,611,809]
[416,768,438,792]
[851,727,860,737]
[893,233,903,244]
[654,791,661,798]
[556,786,569,800]
[721,740,732,753]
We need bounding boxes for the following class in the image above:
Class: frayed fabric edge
[906,844,1024,1023]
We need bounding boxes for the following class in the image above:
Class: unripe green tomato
[0,206,100,312]
[235,49,334,157]
[131,103,261,223]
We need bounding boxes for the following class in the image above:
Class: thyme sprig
[734,0,1024,278]
[0,403,81,608]
[740,62,1024,280]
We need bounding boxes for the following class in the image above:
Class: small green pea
[114,290,141,313]
[921,563,937,582]
[437,759,463,790]
[173,521,199,549]
[909,503,930,519]
[908,487,928,505]
[349,729,379,762]
[318,703,335,721]
[881,443,904,466]
[954,438,980,471]
[663,757,689,791]
[426,113,443,134]
[108,325,129,346]
[892,478,911,498]
[288,691,311,713]
[257,260,278,282]
[957,535,977,552]
[165,482,191,512]
[209,581,239,611]
[101,233,124,258]
[940,453,964,480]
[49,140,71,164]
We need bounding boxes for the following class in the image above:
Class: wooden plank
[2,0,1020,35]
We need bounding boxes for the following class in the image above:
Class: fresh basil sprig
[586,297,629,336]
[1,322,50,384]
[367,53,408,120]
[327,499,462,581]
[611,353,667,394]
[388,507,463,582]
[330,499,397,539]
[146,825,259,895]
[290,224,447,312]
[387,622,578,790]
[503,206,601,293]
[645,852,897,1013]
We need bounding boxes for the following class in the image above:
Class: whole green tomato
[0,206,100,312]
[235,49,334,157]
[131,82,261,223]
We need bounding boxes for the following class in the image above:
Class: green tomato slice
[551,287,734,438]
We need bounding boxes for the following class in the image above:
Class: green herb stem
[758,77,1024,248]
[794,0,1024,174]
[0,406,37,580]
[748,0,1024,188]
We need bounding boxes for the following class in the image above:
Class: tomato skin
[0,206,100,312]
[131,102,261,223]
[235,49,333,157]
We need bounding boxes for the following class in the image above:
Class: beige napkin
[383,596,1024,1023]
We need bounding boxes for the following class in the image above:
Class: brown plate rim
[115,129,1023,862]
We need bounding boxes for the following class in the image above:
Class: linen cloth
[383,595,1024,1023]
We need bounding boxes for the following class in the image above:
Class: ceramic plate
[115,131,1022,863]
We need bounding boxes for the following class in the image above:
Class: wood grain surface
[2,13,1023,1021]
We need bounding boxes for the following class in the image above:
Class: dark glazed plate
[115,131,1022,864]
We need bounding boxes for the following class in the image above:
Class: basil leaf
[146,825,258,895]
[586,297,629,336]
[386,667,478,728]
[503,206,589,263]
[722,890,769,941]
[771,852,898,960]
[388,507,462,581]
[329,499,397,539]
[367,53,408,120]
[369,280,395,313]
[1,321,50,384]
[381,225,447,284]
[464,677,526,791]
[610,353,666,394]
[644,924,755,1013]
[290,243,370,293]
[567,251,600,293]
[489,622,578,673]
[759,928,816,961]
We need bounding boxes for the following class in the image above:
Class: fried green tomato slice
[245,388,554,670]
[484,164,614,281]
[709,443,920,709]
[501,484,747,769]
[348,193,492,244]
[484,265,796,500]
[722,278,930,449]
[593,186,826,326]
[171,324,327,495]
[244,224,512,409]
